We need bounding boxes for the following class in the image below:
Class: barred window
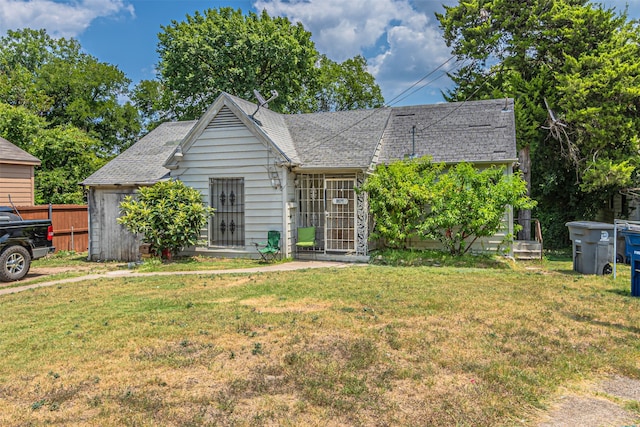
[210,178,244,247]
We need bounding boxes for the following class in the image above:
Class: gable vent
[206,107,244,130]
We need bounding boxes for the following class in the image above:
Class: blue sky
[0,0,639,106]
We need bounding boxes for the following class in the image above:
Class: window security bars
[210,178,245,246]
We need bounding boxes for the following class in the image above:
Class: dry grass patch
[0,263,638,426]
[240,295,332,313]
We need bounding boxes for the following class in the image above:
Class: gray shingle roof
[81,121,196,186]
[244,96,516,169]
[225,94,301,164]
[85,94,517,186]
[378,98,517,164]
[0,136,40,165]
[285,108,391,169]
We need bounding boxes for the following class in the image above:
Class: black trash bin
[566,221,615,275]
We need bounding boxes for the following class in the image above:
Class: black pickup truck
[0,206,54,282]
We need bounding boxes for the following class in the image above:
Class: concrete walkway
[0,261,356,296]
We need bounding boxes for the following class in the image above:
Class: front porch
[293,173,370,260]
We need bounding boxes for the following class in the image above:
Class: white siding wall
[175,116,286,258]
[406,215,512,255]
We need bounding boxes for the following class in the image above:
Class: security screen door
[325,178,356,252]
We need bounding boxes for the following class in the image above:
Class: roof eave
[0,159,40,166]
[291,165,370,174]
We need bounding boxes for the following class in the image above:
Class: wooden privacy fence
[16,204,88,253]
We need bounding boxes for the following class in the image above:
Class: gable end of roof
[0,136,40,165]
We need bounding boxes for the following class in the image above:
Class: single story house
[82,92,517,262]
[0,136,41,206]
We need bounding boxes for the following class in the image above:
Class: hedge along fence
[16,204,88,253]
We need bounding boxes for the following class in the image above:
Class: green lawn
[31,251,268,272]
[1,257,638,426]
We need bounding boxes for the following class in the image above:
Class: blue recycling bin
[620,229,640,297]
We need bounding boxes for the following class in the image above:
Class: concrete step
[513,240,542,260]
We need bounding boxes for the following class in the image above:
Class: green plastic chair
[295,226,316,253]
[254,230,281,262]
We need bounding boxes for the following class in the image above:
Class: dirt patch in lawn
[239,295,332,313]
[21,265,102,282]
[29,265,95,276]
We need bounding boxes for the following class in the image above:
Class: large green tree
[0,104,106,204]
[137,7,383,123]
[301,55,384,113]
[437,1,640,246]
[0,29,143,205]
[30,126,107,204]
[0,28,141,154]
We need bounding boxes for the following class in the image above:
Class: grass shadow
[370,248,510,269]
[562,310,640,335]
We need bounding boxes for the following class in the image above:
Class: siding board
[88,187,141,261]
[177,117,285,256]
[0,163,35,205]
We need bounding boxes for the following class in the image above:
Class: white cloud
[254,0,454,104]
[0,0,134,38]
[255,0,415,61]
[369,12,454,104]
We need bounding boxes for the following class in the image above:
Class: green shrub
[118,180,214,258]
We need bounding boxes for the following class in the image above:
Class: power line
[384,54,459,107]
[415,67,498,134]
[389,57,470,106]
[312,55,469,147]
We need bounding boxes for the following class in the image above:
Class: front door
[325,178,356,252]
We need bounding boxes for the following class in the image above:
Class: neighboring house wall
[176,106,288,258]
[596,193,638,223]
[0,163,36,205]
[87,186,141,261]
[0,136,40,205]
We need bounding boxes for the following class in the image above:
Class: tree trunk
[517,145,532,241]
